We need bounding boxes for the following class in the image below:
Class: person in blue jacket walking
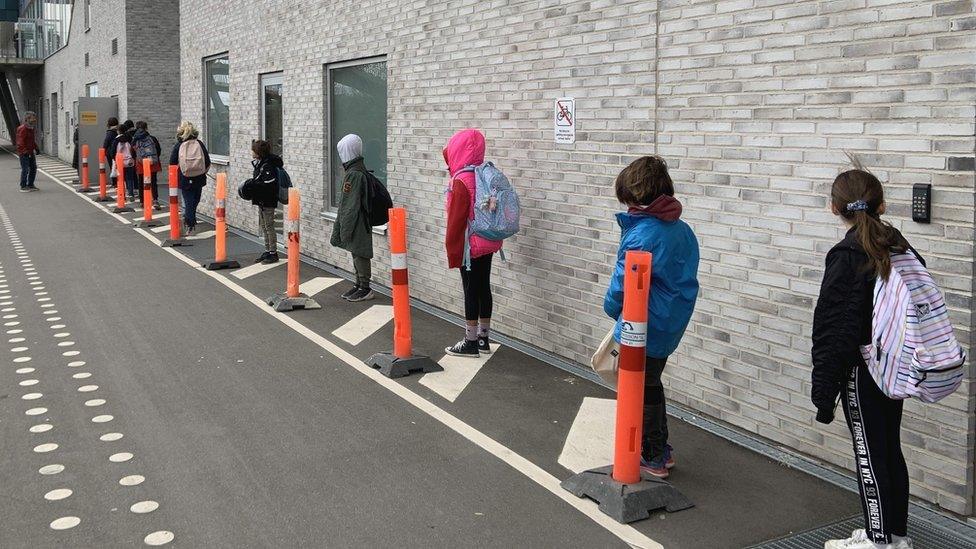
[604,155,700,479]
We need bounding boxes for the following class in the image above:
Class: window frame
[84,0,91,31]
[85,81,98,98]
[323,55,388,215]
[202,53,231,163]
[260,72,284,156]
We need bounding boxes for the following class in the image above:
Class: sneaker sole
[640,467,669,479]
[347,296,375,303]
[444,349,480,358]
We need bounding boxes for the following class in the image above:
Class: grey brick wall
[178,0,975,514]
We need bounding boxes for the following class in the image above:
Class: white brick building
[178,0,975,515]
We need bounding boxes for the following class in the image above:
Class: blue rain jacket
[604,212,700,359]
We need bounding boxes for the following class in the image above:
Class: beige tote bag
[591,328,620,389]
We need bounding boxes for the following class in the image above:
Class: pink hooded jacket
[444,129,502,269]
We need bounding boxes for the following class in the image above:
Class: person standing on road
[102,117,119,174]
[115,129,138,201]
[604,155,699,480]
[250,139,283,265]
[169,121,210,235]
[133,121,163,210]
[330,134,375,302]
[813,169,915,549]
[15,111,38,192]
[71,124,79,170]
[443,129,499,356]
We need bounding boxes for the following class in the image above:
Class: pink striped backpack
[860,251,966,403]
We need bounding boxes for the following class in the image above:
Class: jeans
[641,356,669,463]
[124,166,137,198]
[19,154,36,188]
[459,253,493,321]
[258,206,277,252]
[181,185,203,228]
[352,254,372,288]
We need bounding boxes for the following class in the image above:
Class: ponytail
[849,212,907,279]
[831,167,909,279]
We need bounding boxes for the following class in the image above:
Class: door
[261,73,283,155]
[50,93,58,154]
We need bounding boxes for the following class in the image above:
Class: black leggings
[459,254,493,321]
[842,364,909,543]
[642,357,668,462]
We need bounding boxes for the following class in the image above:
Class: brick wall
[178,0,976,514]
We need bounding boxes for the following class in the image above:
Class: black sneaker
[254,252,270,264]
[152,201,162,211]
[27,185,38,192]
[261,252,279,264]
[347,287,374,302]
[445,339,480,357]
[340,286,360,300]
[478,337,492,354]
[19,187,29,193]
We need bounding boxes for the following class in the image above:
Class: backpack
[364,170,392,227]
[276,167,292,204]
[135,135,158,166]
[117,142,135,168]
[179,139,207,177]
[860,251,966,403]
[458,162,521,267]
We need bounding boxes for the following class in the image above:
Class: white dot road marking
[44,489,72,501]
[22,393,43,400]
[54,332,70,337]
[13,356,31,362]
[39,464,65,475]
[6,329,23,334]
[144,531,175,546]
[40,304,55,308]
[18,379,38,386]
[120,475,145,486]
[49,517,80,530]
[9,337,25,342]
[25,407,48,416]
[62,351,80,357]
[331,305,394,346]
[29,423,53,433]
[91,415,114,423]
[3,321,20,326]
[77,385,98,393]
[51,324,67,329]
[33,443,58,453]
[100,433,123,442]
[85,399,106,407]
[130,501,159,514]
[72,372,92,379]
[109,452,133,463]
[11,346,28,351]
[16,367,34,374]
[68,361,86,367]
[58,341,75,347]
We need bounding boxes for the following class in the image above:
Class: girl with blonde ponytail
[813,165,918,549]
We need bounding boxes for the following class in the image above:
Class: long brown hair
[830,168,908,278]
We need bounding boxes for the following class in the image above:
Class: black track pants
[459,253,493,321]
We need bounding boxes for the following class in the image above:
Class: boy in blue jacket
[604,155,700,478]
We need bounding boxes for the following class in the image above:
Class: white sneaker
[824,529,913,549]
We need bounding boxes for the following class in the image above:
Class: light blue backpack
[459,162,521,268]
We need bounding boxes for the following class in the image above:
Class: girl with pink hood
[443,129,502,357]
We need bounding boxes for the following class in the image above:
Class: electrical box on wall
[912,184,931,224]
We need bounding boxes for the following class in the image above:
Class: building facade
[179,0,976,515]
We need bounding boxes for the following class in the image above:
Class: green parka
[330,157,373,259]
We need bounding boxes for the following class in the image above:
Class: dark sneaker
[340,286,361,300]
[254,252,270,264]
[261,252,279,264]
[640,445,674,479]
[186,225,195,235]
[445,339,480,358]
[152,201,162,211]
[478,337,492,353]
[19,187,29,193]
[27,185,38,192]
[347,287,374,302]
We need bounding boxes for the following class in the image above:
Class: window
[261,73,283,156]
[111,38,118,56]
[326,57,387,210]
[204,55,230,158]
[84,0,91,30]
[85,82,98,98]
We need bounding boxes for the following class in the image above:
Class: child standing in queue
[330,134,375,302]
[603,156,699,479]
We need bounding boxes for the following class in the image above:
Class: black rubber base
[560,465,694,524]
[161,239,189,248]
[267,292,321,312]
[367,352,443,379]
[76,187,95,193]
[93,196,113,202]
[203,259,241,271]
[135,219,162,228]
[112,206,134,213]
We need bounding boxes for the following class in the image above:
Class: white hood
[337,134,363,164]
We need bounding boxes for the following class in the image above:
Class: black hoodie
[250,154,283,208]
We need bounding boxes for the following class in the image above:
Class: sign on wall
[554,97,575,144]
[79,111,98,125]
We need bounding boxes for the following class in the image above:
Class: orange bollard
[112,152,133,213]
[366,207,442,378]
[94,148,112,202]
[560,249,692,523]
[203,173,239,270]
[134,158,162,228]
[161,165,185,247]
[77,144,93,193]
[267,188,319,311]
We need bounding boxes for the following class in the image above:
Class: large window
[326,57,387,210]
[204,55,230,158]
[261,73,283,156]
[85,81,97,97]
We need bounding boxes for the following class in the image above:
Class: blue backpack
[276,167,292,204]
[459,162,521,268]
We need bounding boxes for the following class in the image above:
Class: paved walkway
[0,148,927,548]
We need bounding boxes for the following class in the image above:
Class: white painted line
[299,276,342,297]
[558,397,616,474]
[150,225,171,234]
[133,228,662,549]
[420,344,500,402]
[230,259,285,280]
[332,305,393,346]
[131,212,169,220]
[185,230,216,240]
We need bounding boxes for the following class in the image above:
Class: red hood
[443,129,486,177]
[628,195,683,222]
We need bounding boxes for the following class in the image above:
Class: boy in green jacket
[330,134,374,302]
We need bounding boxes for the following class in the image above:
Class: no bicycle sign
[554,97,575,144]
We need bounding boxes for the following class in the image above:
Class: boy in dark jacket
[250,140,282,264]
[133,121,163,210]
[330,134,374,302]
[103,117,119,173]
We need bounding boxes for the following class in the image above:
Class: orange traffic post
[94,148,112,202]
[161,165,185,247]
[134,158,162,228]
[203,173,240,270]
[560,250,692,523]
[267,188,319,311]
[112,152,133,213]
[367,207,442,378]
[77,144,94,193]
